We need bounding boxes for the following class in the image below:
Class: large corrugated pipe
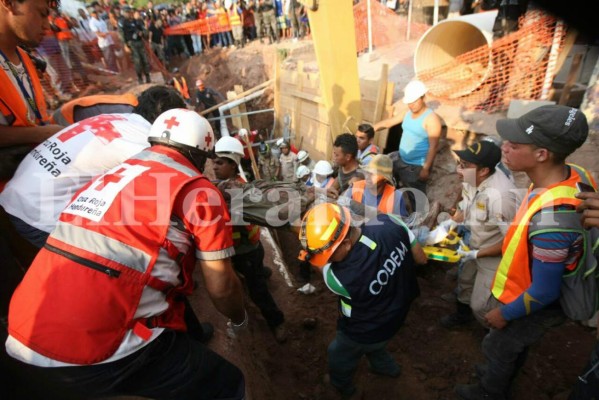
[414,10,498,98]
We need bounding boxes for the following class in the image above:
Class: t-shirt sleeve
[173,178,235,261]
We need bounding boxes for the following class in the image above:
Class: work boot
[145,74,151,84]
[440,301,474,329]
[455,383,505,400]
[137,76,143,84]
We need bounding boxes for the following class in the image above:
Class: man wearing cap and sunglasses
[299,203,427,397]
[439,140,521,330]
[456,105,596,400]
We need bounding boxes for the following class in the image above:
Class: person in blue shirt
[299,203,427,398]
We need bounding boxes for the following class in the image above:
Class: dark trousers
[232,242,284,328]
[129,40,150,77]
[9,330,244,400]
[480,305,565,396]
[569,340,599,399]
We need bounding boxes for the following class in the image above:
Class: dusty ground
[5,27,599,400]
[174,37,599,400]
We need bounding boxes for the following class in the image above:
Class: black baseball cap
[454,141,501,169]
[496,105,588,155]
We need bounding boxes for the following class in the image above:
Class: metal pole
[367,0,373,54]
[433,0,439,25]
[206,108,275,122]
[406,0,413,40]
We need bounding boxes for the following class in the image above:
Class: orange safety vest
[217,8,231,30]
[0,48,49,127]
[491,164,596,304]
[351,179,396,213]
[232,175,261,247]
[50,93,139,125]
[51,16,74,41]
[8,147,206,364]
[173,77,190,99]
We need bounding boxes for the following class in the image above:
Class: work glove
[457,240,478,262]
[226,310,248,339]
[439,218,458,231]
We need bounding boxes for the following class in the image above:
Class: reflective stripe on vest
[0,48,48,126]
[50,93,138,125]
[351,180,396,214]
[491,164,596,303]
[8,147,205,364]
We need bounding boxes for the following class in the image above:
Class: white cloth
[0,113,151,233]
[89,16,114,48]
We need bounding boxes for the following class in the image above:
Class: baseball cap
[454,141,501,169]
[496,105,588,155]
[361,154,394,185]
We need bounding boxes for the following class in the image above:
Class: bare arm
[198,258,246,324]
[0,124,64,146]
[411,242,428,265]
[373,109,406,132]
[419,112,442,181]
[477,240,503,258]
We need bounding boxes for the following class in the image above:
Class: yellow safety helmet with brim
[299,203,351,267]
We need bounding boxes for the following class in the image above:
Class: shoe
[137,77,143,84]
[145,75,151,84]
[369,364,401,378]
[198,322,214,343]
[273,324,288,343]
[455,383,505,400]
[440,311,474,329]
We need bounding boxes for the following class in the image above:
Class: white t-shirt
[0,113,151,233]
[89,16,114,49]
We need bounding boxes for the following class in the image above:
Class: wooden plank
[372,63,389,126]
[273,53,282,136]
[234,85,251,131]
[558,53,584,105]
[226,90,242,131]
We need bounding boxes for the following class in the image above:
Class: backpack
[560,227,599,321]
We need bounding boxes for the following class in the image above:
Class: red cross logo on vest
[164,116,179,130]
[94,166,127,190]
[57,115,126,143]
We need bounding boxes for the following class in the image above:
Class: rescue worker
[456,105,595,400]
[0,0,64,152]
[299,203,427,397]
[332,133,364,194]
[118,5,151,84]
[195,79,224,137]
[256,0,278,44]
[297,149,315,170]
[49,92,139,125]
[170,67,190,105]
[257,141,279,181]
[374,80,442,200]
[213,136,288,343]
[308,160,335,188]
[5,109,247,399]
[1,86,185,248]
[340,154,409,218]
[439,140,521,329]
[278,140,297,181]
[296,164,311,184]
[356,123,379,167]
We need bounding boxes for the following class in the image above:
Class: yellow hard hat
[299,203,351,267]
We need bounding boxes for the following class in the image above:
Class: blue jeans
[480,305,565,396]
[328,330,400,394]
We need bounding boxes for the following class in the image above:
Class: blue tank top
[399,109,433,166]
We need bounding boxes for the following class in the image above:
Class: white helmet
[297,150,309,163]
[296,165,311,179]
[313,160,333,176]
[238,128,248,137]
[402,80,428,104]
[215,136,244,155]
[148,108,215,154]
[276,138,284,147]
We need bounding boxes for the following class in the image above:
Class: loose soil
[10,34,599,400]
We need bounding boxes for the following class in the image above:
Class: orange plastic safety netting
[417,9,566,113]
[353,1,430,54]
